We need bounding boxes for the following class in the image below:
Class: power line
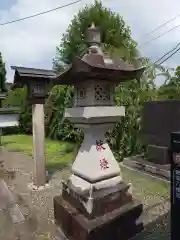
[0,0,178,67]
[140,23,180,46]
[142,12,180,38]
[158,47,180,65]
[0,0,81,26]
[154,42,180,64]
[139,43,180,70]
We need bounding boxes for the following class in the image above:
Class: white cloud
[0,0,92,81]
[0,0,180,84]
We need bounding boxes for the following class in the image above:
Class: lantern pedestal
[54,106,143,239]
[64,106,125,195]
[54,196,143,240]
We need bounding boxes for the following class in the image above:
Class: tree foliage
[107,58,157,159]
[44,85,82,141]
[52,0,144,146]
[6,1,175,160]
[157,66,180,100]
[52,1,158,158]
[53,0,137,67]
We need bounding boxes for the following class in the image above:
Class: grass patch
[121,166,170,205]
[2,134,77,173]
[121,166,170,239]
[2,134,170,201]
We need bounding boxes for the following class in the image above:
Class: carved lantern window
[29,83,46,97]
[94,84,110,102]
[78,88,85,100]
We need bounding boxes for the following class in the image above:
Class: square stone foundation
[147,145,170,165]
[54,181,143,240]
[123,155,170,180]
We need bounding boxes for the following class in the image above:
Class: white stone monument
[0,92,19,127]
[54,24,146,239]
[0,92,19,146]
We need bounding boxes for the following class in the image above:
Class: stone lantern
[11,67,56,187]
[11,67,55,104]
[54,24,145,240]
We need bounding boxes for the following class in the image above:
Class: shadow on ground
[132,210,170,240]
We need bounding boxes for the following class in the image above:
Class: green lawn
[2,134,77,172]
[121,166,169,202]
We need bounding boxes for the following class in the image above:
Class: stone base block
[62,181,132,219]
[54,196,143,240]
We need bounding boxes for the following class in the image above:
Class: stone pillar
[70,124,122,194]
[32,104,46,186]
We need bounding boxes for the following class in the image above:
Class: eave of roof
[11,66,57,87]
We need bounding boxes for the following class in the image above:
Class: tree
[52,0,158,158]
[8,1,158,158]
[44,85,82,141]
[52,0,140,143]
[54,0,137,67]
[157,66,180,100]
[107,58,158,159]
[0,53,7,93]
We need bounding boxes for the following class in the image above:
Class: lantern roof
[55,23,145,85]
[11,66,56,89]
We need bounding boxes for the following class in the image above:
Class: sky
[0,0,180,85]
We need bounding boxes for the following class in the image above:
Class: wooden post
[32,104,46,186]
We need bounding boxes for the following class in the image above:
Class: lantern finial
[90,22,96,28]
[86,22,101,46]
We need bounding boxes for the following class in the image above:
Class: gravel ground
[132,211,170,240]
[121,166,170,240]
[0,149,170,240]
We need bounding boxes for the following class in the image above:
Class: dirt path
[0,148,69,240]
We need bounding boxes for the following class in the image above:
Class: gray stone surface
[8,204,25,224]
[0,179,25,225]
[0,180,14,210]
[123,155,170,180]
[0,149,66,240]
[147,145,169,165]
